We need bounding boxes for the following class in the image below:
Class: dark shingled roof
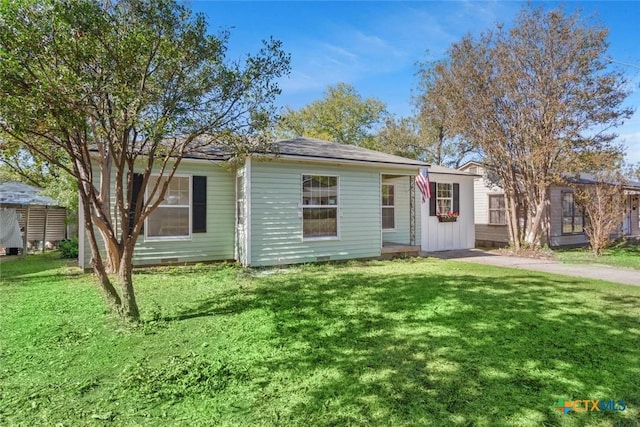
[268,137,428,167]
[0,181,58,206]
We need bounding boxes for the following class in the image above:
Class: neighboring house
[79,137,433,269]
[459,161,640,247]
[0,181,68,255]
[420,165,478,252]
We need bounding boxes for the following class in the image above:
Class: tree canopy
[419,5,632,248]
[0,0,290,320]
[277,83,387,147]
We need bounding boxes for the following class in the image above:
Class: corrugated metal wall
[16,207,67,241]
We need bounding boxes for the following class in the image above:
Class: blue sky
[189,1,640,164]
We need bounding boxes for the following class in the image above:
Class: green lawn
[555,239,640,270]
[1,253,639,426]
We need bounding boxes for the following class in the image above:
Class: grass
[555,239,640,270]
[1,253,640,426]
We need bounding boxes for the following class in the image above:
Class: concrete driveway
[423,249,640,287]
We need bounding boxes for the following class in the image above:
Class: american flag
[416,168,431,203]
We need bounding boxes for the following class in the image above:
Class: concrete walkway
[423,249,640,287]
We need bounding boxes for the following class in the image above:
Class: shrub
[59,237,79,259]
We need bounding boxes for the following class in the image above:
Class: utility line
[604,57,640,70]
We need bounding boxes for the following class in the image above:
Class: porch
[381,242,421,257]
[381,174,419,251]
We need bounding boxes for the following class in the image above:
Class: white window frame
[488,194,507,225]
[301,174,340,241]
[144,174,192,241]
[436,182,453,215]
[381,183,395,231]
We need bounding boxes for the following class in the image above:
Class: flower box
[438,216,457,223]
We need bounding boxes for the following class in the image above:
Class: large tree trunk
[118,242,140,321]
[525,194,548,248]
[81,199,122,311]
[505,190,521,250]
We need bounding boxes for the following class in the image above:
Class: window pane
[382,184,394,206]
[437,183,452,198]
[303,207,337,237]
[303,175,337,206]
[489,195,504,209]
[382,207,394,229]
[489,211,498,225]
[437,199,452,214]
[149,176,189,206]
[147,207,189,237]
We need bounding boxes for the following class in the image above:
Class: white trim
[379,173,383,250]
[245,157,252,266]
[300,173,340,241]
[436,182,454,215]
[144,174,192,242]
[381,183,396,231]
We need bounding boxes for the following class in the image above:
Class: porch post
[410,175,416,246]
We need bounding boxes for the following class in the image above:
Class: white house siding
[459,163,510,247]
[249,159,420,266]
[79,160,235,269]
[420,172,475,252]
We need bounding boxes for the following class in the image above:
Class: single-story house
[79,137,432,269]
[0,181,68,255]
[78,138,480,269]
[458,161,640,247]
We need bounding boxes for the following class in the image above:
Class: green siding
[80,160,234,268]
[249,159,420,267]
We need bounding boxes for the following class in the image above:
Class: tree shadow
[165,262,640,425]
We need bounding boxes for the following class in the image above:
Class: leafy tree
[0,0,290,320]
[623,162,640,181]
[0,145,77,211]
[277,83,387,147]
[420,5,632,249]
[414,57,480,168]
[570,173,627,256]
[373,116,423,159]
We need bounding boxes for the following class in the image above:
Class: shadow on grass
[165,262,640,425]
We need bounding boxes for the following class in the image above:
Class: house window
[302,175,338,238]
[146,175,191,240]
[436,183,453,214]
[382,184,395,230]
[488,194,507,225]
[561,191,585,234]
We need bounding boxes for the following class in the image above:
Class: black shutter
[429,181,437,216]
[192,176,207,233]
[453,183,460,213]
[129,173,144,234]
